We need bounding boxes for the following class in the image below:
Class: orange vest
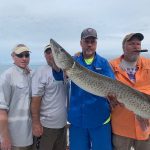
[110,56,150,140]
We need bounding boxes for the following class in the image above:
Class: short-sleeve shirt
[110,56,150,140]
[32,65,67,128]
[0,65,32,146]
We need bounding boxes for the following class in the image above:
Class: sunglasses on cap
[15,53,30,58]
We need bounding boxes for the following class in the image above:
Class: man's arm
[0,109,11,149]
[31,97,43,137]
[0,73,12,149]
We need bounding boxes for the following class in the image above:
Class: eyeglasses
[15,53,30,58]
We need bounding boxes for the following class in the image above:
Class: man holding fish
[109,33,150,150]
[50,31,150,150]
[67,28,115,150]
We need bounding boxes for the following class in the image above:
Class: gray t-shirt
[0,65,32,147]
[32,65,67,128]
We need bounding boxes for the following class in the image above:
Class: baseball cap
[12,44,30,54]
[81,28,97,39]
[44,44,51,52]
[122,33,144,46]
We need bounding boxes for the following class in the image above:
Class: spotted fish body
[50,39,150,119]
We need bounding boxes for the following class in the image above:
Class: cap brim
[130,33,144,41]
[15,50,30,54]
[82,35,97,39]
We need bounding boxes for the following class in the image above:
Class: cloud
[0,0,150,64]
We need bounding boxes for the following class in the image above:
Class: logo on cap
[81,28,97,39]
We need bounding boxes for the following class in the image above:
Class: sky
[0,0,150,65]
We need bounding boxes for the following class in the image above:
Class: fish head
[50,39,74,70]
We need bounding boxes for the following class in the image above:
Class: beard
[124,51,140,62]
[83,49,95,59]
[128,55,139,62]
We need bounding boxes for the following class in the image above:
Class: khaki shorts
[113,134,150,150]
[32,126,66,150]
[11,145,32,150]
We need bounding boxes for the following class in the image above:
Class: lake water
[0,64,43,75]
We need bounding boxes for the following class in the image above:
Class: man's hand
[32,122,43,137]
[0,135,11,150]
[31,97,43,137]
[0,110,11,150]
[136,115,150,131]
[74,52,81,57]
[107,94,124,110]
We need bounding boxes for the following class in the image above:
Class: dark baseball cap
[81,28,97,39]
[122,33,144,46]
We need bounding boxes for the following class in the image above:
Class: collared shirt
[32,65,67,128]
[0,65,32,146]
[110,56,150,140]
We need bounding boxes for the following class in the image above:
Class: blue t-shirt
[52,69,64,81]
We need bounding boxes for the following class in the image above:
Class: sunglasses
[15,53,30,58]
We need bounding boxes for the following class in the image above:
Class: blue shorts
[69,123,112,150]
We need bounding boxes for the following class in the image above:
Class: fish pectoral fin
[136,115,150,131]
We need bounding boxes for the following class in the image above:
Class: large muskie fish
[50,39,150,119]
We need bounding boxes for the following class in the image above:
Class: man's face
[44,49,54,66]
[80,37,97,58]
[123,37,141,62]
[12,51,30,69]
